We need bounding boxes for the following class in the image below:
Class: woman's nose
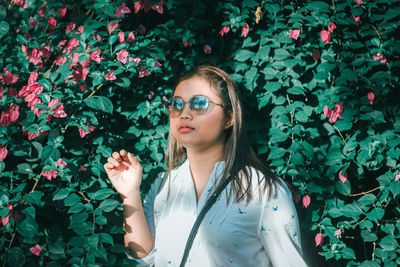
[179,103,193,120]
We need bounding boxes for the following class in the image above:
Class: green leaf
[6,247,25,267]
[389,181,400,197]
[379,235,399,251]
[48,240,66,260]
[366,207,385,222]
[54,63,72,84]
[84,96,114,114]
[234,49,255,62]
[88,188,115,200]
[341,247,356,259]
[0,6,6,21]
[53,188,70,201]
[0,21,9,39]
[23,191,44,206]
[97,199,120,212]
[361,229,377,242]
[274,49,290,60]
[17,207,38,239]
[70,212,89,224]
[287,86,304,96]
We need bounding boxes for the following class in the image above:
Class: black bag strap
[179,175,233,267]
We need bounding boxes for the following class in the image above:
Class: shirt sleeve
[126,172,166,266]
[258,180,308,267]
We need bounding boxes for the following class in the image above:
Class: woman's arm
[123,191,154,258]
[104,150,154,259]
[258,181,308,267]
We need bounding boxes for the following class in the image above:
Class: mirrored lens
[190,96,209,114]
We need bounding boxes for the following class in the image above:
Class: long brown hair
[165,64,281,202]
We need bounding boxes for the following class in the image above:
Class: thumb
[127,152,139,166]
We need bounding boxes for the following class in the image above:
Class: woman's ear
[224,111,234,129]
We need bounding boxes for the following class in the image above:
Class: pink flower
[154,58,162,67]
[367,92,375,105]
[79,123,95,138]
[27,48,42,65]
[93,34,101,41]
[77,26,84,33]
[0,104,19,127]
[139,24,146,35]
[90,49,103,63]
[0,204,13,226]
[29,16,39,28]
[312,49,320,61]
[315,233,323,247]
[328,22,336,33]
[320,30,331,45]
[127,31,135,42]
[183,41,192,47]
[152,0,163,14]
[54,56,67,66]
[372,52,388,64]
[59,7,67,17]
[12,0,27,8]
[353,16,361,25]
[108,20,119,34]
[48,17,57,30]
[323,102,343,123]
[134,1,142,13]
[302,195,311,208]
[79,84,87,91]
[203,44,212,54]
[117,49,129,64]
[118,31,125,43]
[116,2,131,16]
[3,72,19,85]
[130,57,141,66]
[105,70,116,80]
[66,22,76,33]
[72,67,89,82]
[339,170,347,183]
[289,29,300,40]
[42,46,51,60]
[30,244,41,256]
[42,170,58,181]
[219,25,230,36]
[80,58,90,68]
[241,23,249,37]
[57,158,67,168]
[334,228,342,238]
[355,0,363,5]
[79,165,87,172]
[395,174,400,181]
[48,99,67,118]
[138,67,151,78]
[0,144,8,161]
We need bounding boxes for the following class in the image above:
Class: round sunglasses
[168,95,223,117]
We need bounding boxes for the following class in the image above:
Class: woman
[104,65,307,266]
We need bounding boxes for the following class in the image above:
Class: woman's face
[170,76,232,152]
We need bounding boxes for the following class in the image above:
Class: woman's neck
[186,145,225,200]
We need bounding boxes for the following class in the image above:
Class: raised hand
[104,150,143,199]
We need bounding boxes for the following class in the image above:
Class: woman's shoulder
[242,166,293,203]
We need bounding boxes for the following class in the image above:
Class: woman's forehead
[173,76,220,99]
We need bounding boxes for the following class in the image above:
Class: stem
[31,170,43,193]
[346,186,380,197]
[333,125,346,144]
[370,24,382,41]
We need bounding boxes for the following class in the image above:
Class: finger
[127,152,139,166]
[120,149,129,162]
[104,163,114,171]
[112,152,122,162]
[107,157,120,167]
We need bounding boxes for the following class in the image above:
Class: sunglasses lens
[191,96,209,114]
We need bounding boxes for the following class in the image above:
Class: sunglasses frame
[168,95,223,117]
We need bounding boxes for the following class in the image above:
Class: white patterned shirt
[127,159,308,266]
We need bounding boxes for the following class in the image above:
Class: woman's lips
[179,126,194,133]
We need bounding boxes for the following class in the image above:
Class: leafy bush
[0,0,399,266]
